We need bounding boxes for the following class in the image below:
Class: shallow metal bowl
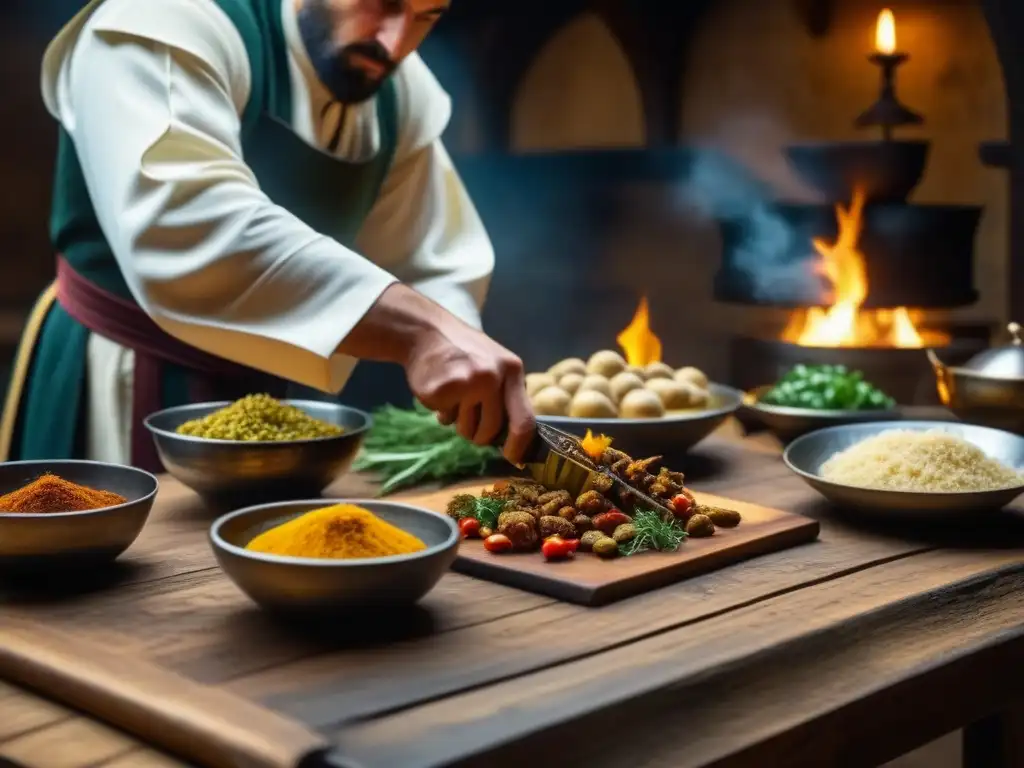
[144,400,371,507]
[783,420,1024,517]
[538,383,743,458]
[0,460,158,572]
[741,386,902,443]
[210,500,459,613]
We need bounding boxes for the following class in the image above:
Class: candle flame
[875,9,896,55]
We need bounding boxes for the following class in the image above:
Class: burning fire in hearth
[617,296,663,366]
[781,187,950,349]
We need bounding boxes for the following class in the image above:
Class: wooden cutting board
[398,479,821,606]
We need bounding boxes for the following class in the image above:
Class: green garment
[10,0,398,461]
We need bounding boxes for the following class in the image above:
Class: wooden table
[3,419,1024,768]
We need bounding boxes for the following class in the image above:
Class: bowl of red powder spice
[0,460,158,572]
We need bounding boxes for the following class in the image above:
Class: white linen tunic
[39,0,494,464]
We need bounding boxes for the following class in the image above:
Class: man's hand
[336,283,536,465]
[405,323,535,465]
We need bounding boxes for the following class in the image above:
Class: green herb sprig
[446,494,509,529]
[622,509,687,556]
[353,403,502,495]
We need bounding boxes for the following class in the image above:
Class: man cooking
[0,0,535,471]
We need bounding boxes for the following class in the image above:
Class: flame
[875,9,896,55]
[781,187,949,349]
[581,429,614,460]
[617,296,662,366]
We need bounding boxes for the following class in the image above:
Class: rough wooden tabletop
[4,416,1024,768]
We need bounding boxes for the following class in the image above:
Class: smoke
[678,117,824,304]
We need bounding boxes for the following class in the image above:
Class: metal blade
[527,423,674,515]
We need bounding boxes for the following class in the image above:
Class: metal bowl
[538,383,743,458]
[0,460,158,572]
[741,386,902,443]
[144,400,371,507]
[783,421,1024,517]
[210,500,459,613]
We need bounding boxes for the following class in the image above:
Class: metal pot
[927,322,1024,434]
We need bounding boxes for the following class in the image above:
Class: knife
[517,423,674,515]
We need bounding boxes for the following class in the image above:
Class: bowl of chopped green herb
[353,403,506,496]
[741,365,902,443]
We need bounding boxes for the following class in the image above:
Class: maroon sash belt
[55,257,283,472]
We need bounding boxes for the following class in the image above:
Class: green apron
[5,0,399,462]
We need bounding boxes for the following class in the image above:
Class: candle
[875,8,896,55]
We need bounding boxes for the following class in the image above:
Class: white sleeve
[48,0,398,393]
[356,54,494,330]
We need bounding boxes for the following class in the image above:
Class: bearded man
[2,0,535,470]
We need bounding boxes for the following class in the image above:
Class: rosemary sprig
[353,403,502,495]
[622,509,687,556]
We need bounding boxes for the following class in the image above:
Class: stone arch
[511,12,645,151]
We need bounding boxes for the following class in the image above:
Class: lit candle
[875,8,896,55]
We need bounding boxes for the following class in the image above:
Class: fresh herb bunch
[354,403,502,495]
[761,364,895,411]
[621,509,687,556]
[446,494,509,529]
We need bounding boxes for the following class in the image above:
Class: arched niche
[511,13,645,151]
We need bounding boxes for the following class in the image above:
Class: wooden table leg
[964,705,1024,768]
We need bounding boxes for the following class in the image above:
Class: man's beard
[297,3,396,103]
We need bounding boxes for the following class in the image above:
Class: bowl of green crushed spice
[353,403,505,496]
[741,364,902,443]
[144,395,370,506]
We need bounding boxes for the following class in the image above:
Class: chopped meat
[575,490,609,515]
[600,448,629,467]
[497,510,539,551]
[591,473,615,494]
[539,516,576,539]
[557,505,578,520]
[537,490,572,516]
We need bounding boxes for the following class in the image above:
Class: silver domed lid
[962,322,1024,378]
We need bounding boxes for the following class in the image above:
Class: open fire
[780,187,950,349]
[617,296,663,366]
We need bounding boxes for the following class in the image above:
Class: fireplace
[411,0,1020,405]
[712,8,993,404]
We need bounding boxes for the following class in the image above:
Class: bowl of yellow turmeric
[209,499,459,613]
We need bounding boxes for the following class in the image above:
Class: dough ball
[619,388,666,419]
[644,361,675,381]
[646,378,703,410]
[577,374,613,400]
[681,382,710,408]
[526,373,557,397]
[569,390,618,419]
[586,350,627,378]
[675,366,709,390]
[531,386,571,416]
[609,371,645,403]
[625,365,648,380]
[559,373,585,396]
[548,358,587,379]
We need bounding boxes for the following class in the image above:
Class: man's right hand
[405,320,535,466]
[337,283,536,465]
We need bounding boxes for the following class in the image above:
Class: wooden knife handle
[0,616,328,768]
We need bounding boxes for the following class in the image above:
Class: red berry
[670,494,694,520]
[458,517,482,538]
[541,536,575,561]
[483,534,513,554]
